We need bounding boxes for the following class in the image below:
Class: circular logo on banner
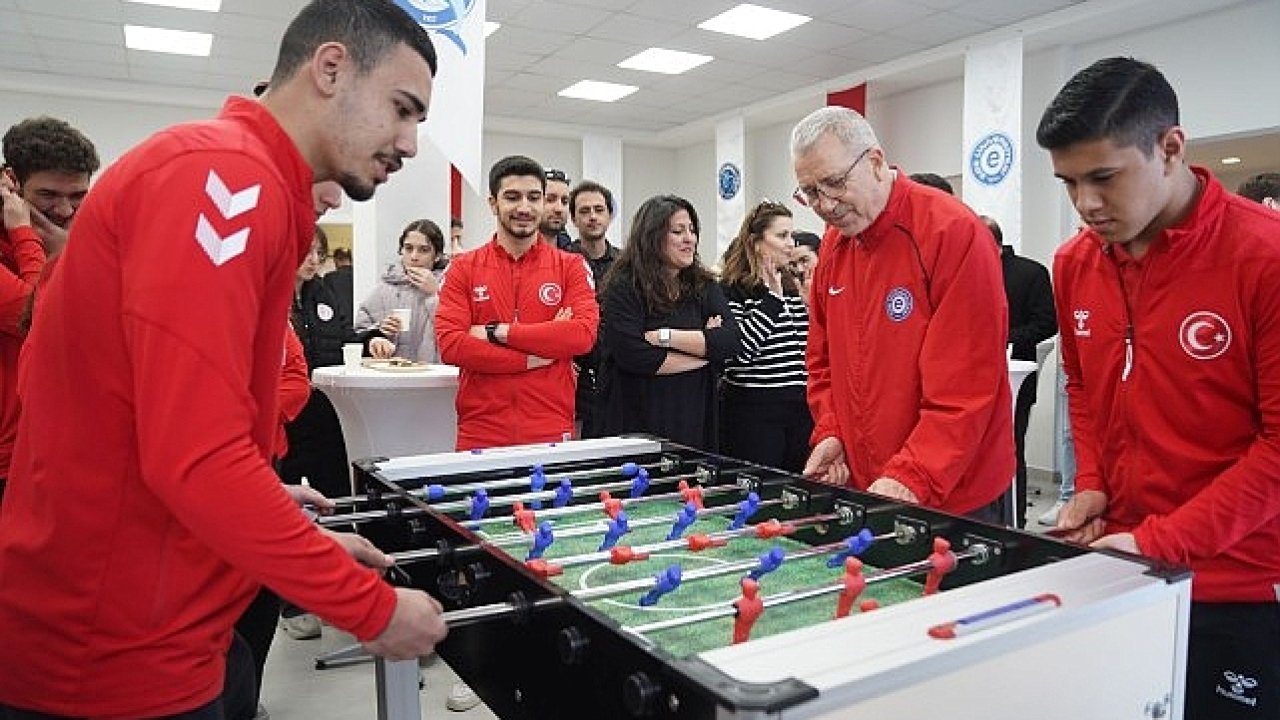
[316,303,334,322]
[970,131,1015,186]
[538,282,563,306]
[718,162,742,201]
[393,0,476,54]
[1179,311,1231,360]
[884,287,914,323]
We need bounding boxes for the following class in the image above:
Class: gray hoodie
[354,263,442,363]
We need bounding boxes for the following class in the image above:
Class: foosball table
[321,436,1190,719]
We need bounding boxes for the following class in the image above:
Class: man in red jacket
[792,106,1013,520]
[0,2,447,718]
[1042,57,1280,719]
[0,116,99,498]
[436,155,599,450]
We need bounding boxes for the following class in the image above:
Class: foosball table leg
[375,657,421,720]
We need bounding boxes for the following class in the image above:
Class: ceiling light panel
[618,48,713,75]
[558,80,639,103]
[697,3,811,41]
[124,24,213,56]
[126,0,222,11]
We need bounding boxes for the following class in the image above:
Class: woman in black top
[596,195,740,450]
[719,201,813,472]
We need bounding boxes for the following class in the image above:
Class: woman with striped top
[719,201,813,473]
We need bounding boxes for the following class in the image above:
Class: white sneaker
[446,681,481,712]
[279,613,322,640]
[1037,499,1067,526]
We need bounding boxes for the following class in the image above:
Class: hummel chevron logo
[205,170,260,219]
[828,286,846,296]
[195,214,250,267]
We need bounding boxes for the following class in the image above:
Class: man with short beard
[566,180,619,437]
[0,116,99,500]
[436,155,598,450]
[540,167,573,249]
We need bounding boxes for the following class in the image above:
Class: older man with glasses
[793,106,1014,522]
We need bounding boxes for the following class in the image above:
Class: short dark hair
[1036,57,1178,155]
[332,247,352,262]
[2,116,100,184]
[488,155,545,197]
[909,172,954,195]
[544,168,570,185]
[1238,172,1280,204]
[569,180,614,215]
[398,218,444,255]
[980,215,1003,244]
[269,0,437,90]
[793,231,821,254]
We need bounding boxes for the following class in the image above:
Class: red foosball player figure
[733,578,765,644]
[835,557,867,619]
[677,480,705,509]
[513,501,537,533]
[859,599,880,613]
[922,537,957,596]
[599,491,624,520]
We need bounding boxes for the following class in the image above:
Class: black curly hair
[2,116,99,184]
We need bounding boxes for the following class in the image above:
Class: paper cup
[390,308,412,332]
[342,343,363,370]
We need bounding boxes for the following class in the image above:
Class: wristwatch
[485,321,502,344]
[657,327,672,348]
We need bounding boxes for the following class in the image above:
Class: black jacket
[1001,245,1056,402]
[291,277,380,370]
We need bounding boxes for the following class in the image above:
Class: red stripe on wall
[450,165,462,219]
[826,84,866,115]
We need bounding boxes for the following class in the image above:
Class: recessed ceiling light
[618,48,713,75]
[124,24,213,56]
[484,21,500,37]
[558,80,638,103]
[698,3,811,41]
[126,0,222,11]
[1221,156,1242,165]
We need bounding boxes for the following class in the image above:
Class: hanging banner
[393,0,487,195]
[962,36,1022,251]
[715,116,745,262]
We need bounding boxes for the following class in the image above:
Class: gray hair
[791,106,880,158]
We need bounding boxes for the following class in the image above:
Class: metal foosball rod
[328,457,683,507]
[481,497,787,548]
[622,541,991,637]
[465,479,731,531]
[571,531,878,603]
[524,511,843,575]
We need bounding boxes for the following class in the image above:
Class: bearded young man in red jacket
[0,116,99,498]
[1042,57,1280,719]
[436,155,599,450]
[0,2,449,718]
[792,106,1013,521]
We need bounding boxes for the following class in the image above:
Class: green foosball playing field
[476,496,924,658]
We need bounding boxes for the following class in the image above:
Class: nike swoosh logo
[828,286,845,296]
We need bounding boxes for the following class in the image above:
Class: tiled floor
[260,469,1069,719]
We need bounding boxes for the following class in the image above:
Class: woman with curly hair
[595,195,740,450]
[719,201,812,472]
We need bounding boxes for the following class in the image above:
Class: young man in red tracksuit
[0,3,448,718]
[792,106,1013,520]
[436,155,599,450]
[0,117,99,498]
[1041,57,1280,719]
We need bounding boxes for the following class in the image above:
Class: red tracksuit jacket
[0,223,44,477]
[0,98,397,717]
[807,171,1013,514]
[436,237,598,450]
[1056,168,1280,603]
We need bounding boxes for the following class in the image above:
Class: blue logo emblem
[394,0,476,55]
[885,287,914,322]
[718,162,741,201]
[969,131,1015,186]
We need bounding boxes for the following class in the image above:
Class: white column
[582,134,624,240]
[963,37,1023,251]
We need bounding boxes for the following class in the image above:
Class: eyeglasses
[792,147,872,207]
[544,169,569,183]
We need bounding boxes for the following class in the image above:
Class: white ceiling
[0,0,1258,147]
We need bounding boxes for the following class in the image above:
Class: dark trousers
[0,634,256,720]
[232,587,282,708]
[720,390,814,474]
[1012,374,1037,528]
[1185,602,1280,719]
[280,389,350,499]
